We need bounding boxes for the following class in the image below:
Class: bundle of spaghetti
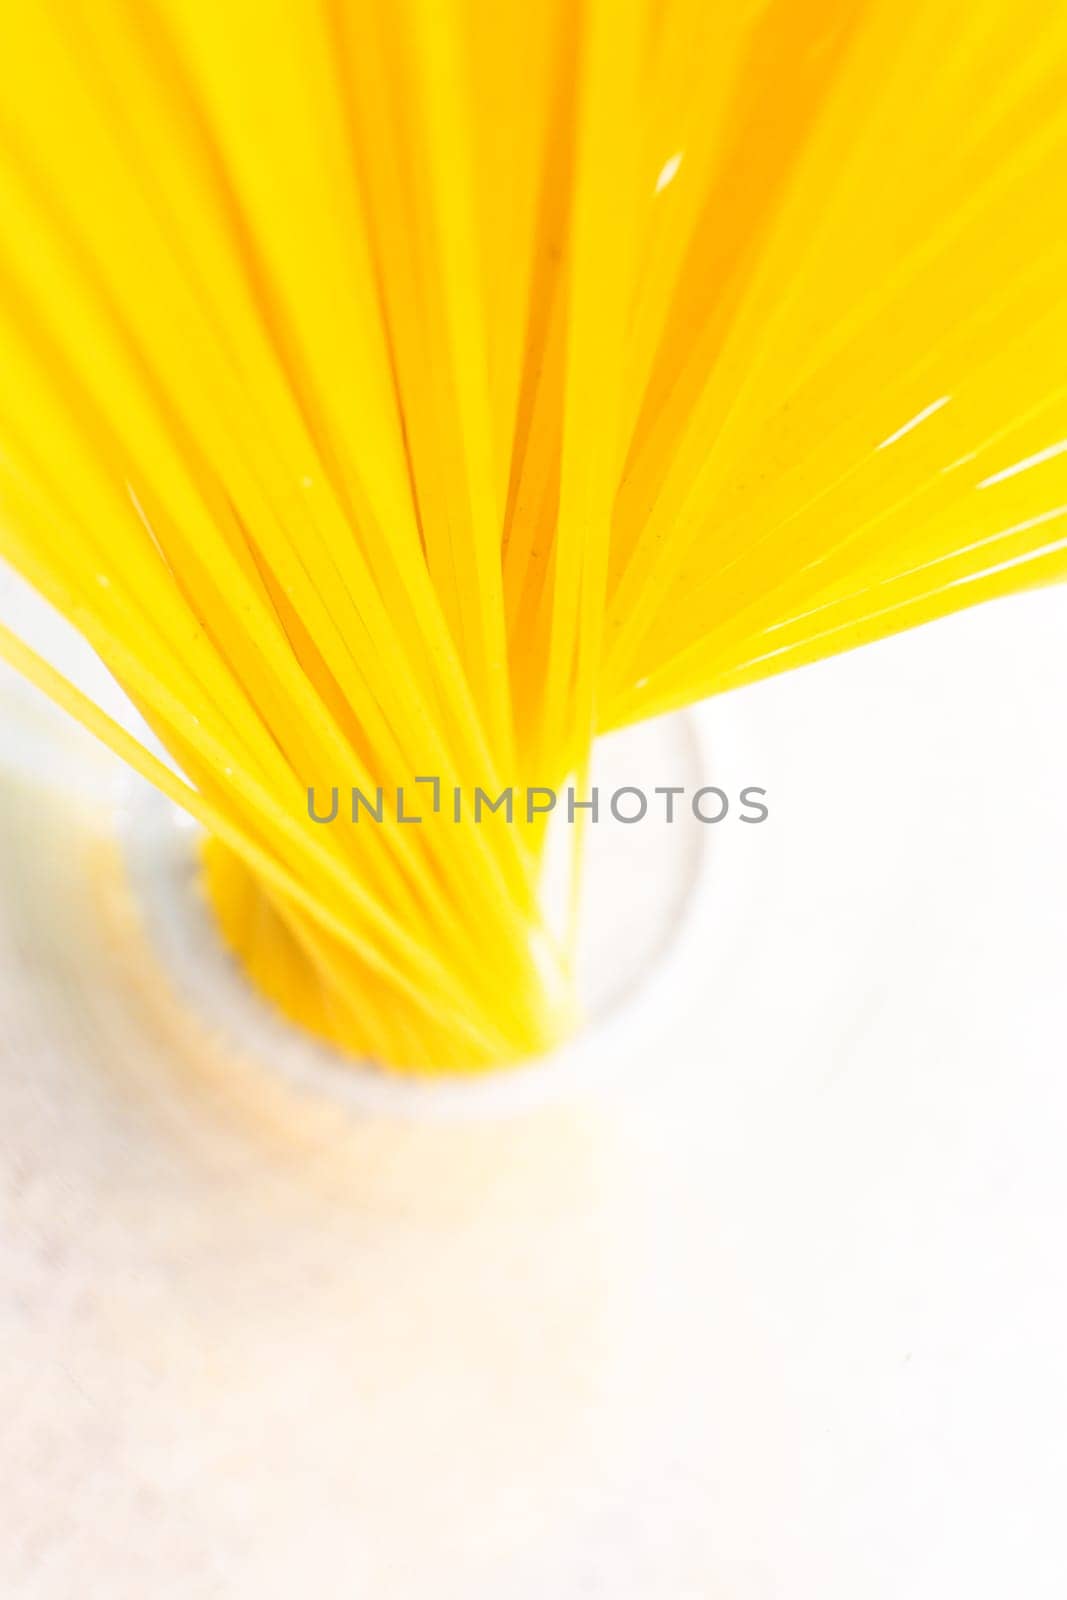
[0,0,1064,1070]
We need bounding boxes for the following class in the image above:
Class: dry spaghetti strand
[0,0,1064,1070]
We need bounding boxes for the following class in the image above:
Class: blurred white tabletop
[1,567,1065,1598]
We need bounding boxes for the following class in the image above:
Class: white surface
[1,573,1066,1596]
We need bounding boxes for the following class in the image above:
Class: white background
[1,569,1065,1597]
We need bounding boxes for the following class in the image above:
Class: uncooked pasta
[0,0,1064,1069]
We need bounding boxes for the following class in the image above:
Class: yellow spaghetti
[0,0,1064,1070]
